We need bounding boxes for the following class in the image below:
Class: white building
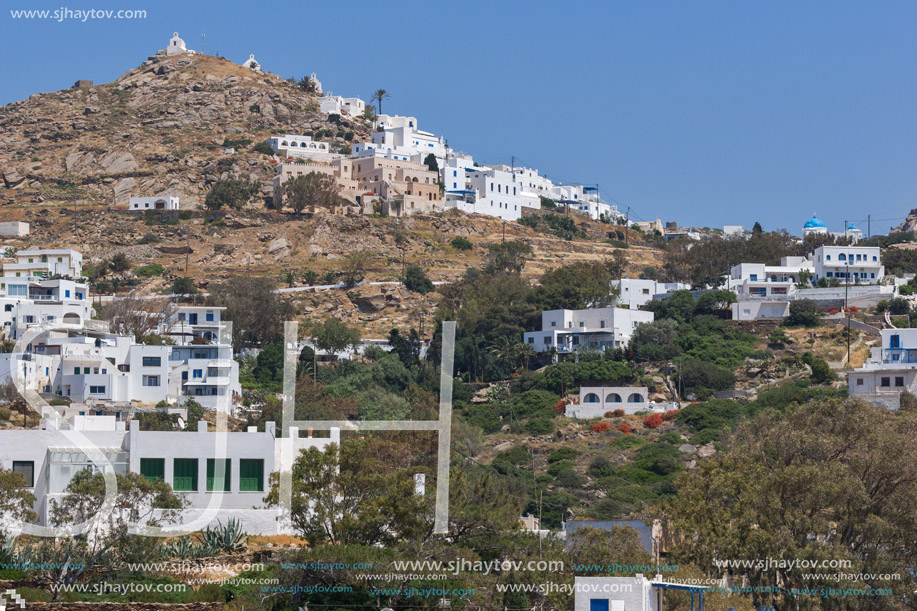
[444,163,541,222]
[569,387,650,417]
[731,300,791,321]
[723,225,745,237]
[320,94,366,117]
[267,135,334,162]
[552,184,619,221]
[241,53,261,71]
[802,214,828,237]
[352,115,448,168]
[4,249,82,278]
[613,279,690,310]
[159,32,194,57]
[308,72,322,94]
[812,245,883,284]
[573,575,707,611]
[848,329,917,410]
[0,414,339,535]
[523,307,654,356]
[728,256,814,299]
[0,221,29,236]
[156,306,241,413]
[129,196,180,212]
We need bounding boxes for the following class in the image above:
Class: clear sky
[2,0,915,234]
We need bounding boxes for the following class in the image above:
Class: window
[140,458,165,482]
[142,356,161,367]
[207,459,231,492]
[193,369,203,379]
[205,311,214,322]
[642,288,650,295]
[12,461,34,487]
[83,367,90,374]
[73,367,80,375]
[142,375,160,387]
[239,459,264,491]
[749,274,757,281]
[173,458,198,491]
[881,377,891,388]
[896,377,905,387]
[65,289,71,298]
[89,385,106,394]
[527,337,534,344]
[544,337,552,345]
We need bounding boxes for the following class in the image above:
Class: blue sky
[2,0,915,233]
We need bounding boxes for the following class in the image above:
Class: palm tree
[303,270,318,286]
[371,89,390,116]
[283,270,296,288]
[488,336,519,375]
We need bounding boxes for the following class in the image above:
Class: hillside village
[2,32,917,611]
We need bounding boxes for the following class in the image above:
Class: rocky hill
[892,209,917,235]
[0,53,370,207]
[0,52,665,338]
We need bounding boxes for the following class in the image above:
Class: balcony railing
[882,348,917,365]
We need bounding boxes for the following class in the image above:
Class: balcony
[882,348,917,365]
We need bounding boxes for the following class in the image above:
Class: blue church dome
[847,223,859,231]
[804,215,827,229]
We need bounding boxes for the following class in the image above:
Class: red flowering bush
[643,413,663,428]
[615,422,633,434]
[553,400,566,415]
[662,410,678,421]
[612,409,626,417]
[590,422,611,433]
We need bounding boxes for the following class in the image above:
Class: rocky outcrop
[893,209,917,235]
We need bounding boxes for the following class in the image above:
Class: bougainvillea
[643,413,663,428]
[616,422,633,434]
[553,400,567,415]
[590,421,611,433]
[662,410,678,421]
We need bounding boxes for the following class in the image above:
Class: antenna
[200,33,205,55]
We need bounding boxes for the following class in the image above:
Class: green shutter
[173,458,198,491]
[140,458,165,482]
[239,459,263,491]
[206,459,231,492]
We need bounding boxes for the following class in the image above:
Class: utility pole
[502,220,506,243]
[845,252,850,369]
[867,215,871,240]
[201,33,205,56]
[625,206,631,247]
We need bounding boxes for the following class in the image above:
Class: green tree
[370,89,391,115]
[668,397,917,610]
[486,241,534,274]
[204,177,261,211]
[785,299,822,327]
[532,261,618,310]
[253,342,284,385]
[402,264,434,294]
[0,466,36,538]
[208,276,292,351]
[171,276,197,295]
[276,172,341,213]
[311,318,361,361]
[567,526,653,576]
[265,439,426,546]
[423,152,438,173]
[108,252,130,273]
[302,270,319,286]
[450,236,473,250]
[341,249,372,287]
[628,319,680,361]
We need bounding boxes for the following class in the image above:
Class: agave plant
[163,536,205,559]
[199,518,247,554]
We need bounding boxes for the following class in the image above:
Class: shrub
[451,236,473,250]
[615,422,633,434]
[768,327,790,348]
[611,409,625,417]
[553,399,566,414]
[785,299,822,327]
[252,141,275,156]
[525,416,555,435]
[643,413,663,428]
[590,421,611,433]
[403,264,434,294]
[139,232,161,244]
[662,410,678,421]
[136,263,165,277]
[548,447,580,463]
[0,407,10,421]
[588,455,616,477]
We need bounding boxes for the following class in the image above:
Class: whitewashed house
[320,94,366,116]
[812,245,883,284]
[0,221,29,236]
[573,575,708,611]
[158,32,194,56]
[523,308,654,356]
[4,249,82,278]
[129,196,180,211]
[569,387,650,417]
[268,135,335,162]
[848,329,917,410]
[0,414,339,535]
[353,115,448,167]
[613,279,690,310]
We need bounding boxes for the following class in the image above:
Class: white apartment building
[523,307,654,356]
[848,329,917,410]
[157,306,242,413]
[352,115,448,167]
[812,245,883,284]
[267,135,335,162]
[129,196,180,211]
[444,163,541,221]
[728,256,814,298]
[552,184,619,221]
[0,414,340,534]
[0,221,29,236]
[4,249,82,278]
[613,279,690,310]
[320,94,366,117]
